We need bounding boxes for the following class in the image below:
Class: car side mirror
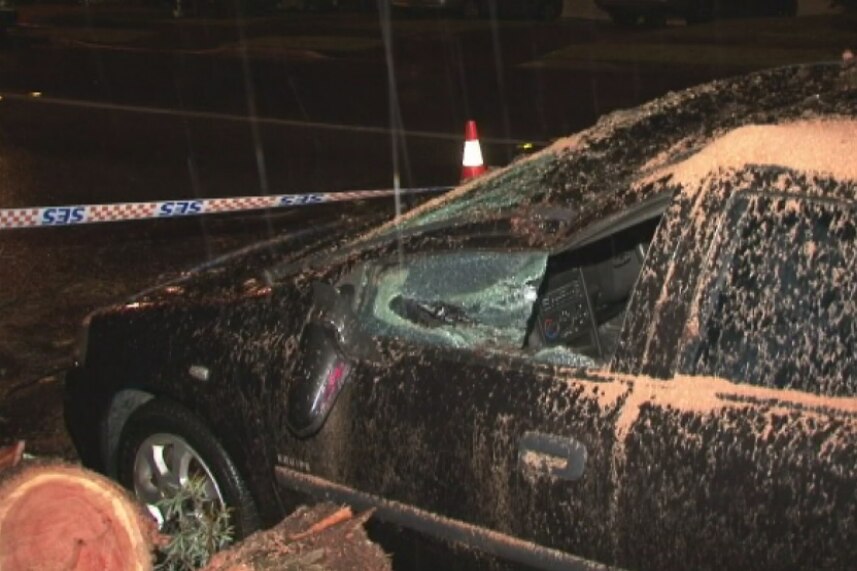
[286,281,358,438]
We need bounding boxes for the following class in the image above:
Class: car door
[273,180,856,571]
[345,251,626,569]
[607,191,857,571]
[273,218,659,569]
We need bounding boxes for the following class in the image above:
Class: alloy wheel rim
[132,433,225,527]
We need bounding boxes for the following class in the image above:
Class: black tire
[117,399,261,539]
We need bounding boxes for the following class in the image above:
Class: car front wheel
[117,399,261,539]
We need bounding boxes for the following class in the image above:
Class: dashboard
[529,217,658,360]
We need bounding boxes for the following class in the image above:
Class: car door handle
[517,431,587,482]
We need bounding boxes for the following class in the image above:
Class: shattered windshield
[380,153,559,232]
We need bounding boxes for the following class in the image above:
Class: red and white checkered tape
[0,208,41,229]
[89,203,158,222]
[0,186,451,230]
[325,189,398,202]
[206,196,277,213]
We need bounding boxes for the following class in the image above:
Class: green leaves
[154,477,234,571]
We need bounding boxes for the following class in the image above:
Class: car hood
[128,203,392,306]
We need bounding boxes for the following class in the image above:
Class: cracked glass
[358,251,548,351]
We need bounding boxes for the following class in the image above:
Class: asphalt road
[0,4,831,455]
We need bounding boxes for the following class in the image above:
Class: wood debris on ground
[0,441,390,571]
[203,503,391,571]
[0,441,158,571]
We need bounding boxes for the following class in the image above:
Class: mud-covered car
[65,62,857,571]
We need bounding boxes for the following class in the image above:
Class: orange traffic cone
[460,120,486,182]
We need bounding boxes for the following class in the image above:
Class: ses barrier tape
[0,186,452,230]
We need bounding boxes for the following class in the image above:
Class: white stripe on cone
[462,140,484,168]
[461,120,487,182]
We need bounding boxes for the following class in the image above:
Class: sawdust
[586,376,630,411]
[642,118,857,188]
[598,372,857,442]
[638,136,697,176]
[519,450,567,478]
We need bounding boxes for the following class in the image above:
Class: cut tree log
[0,460,157,571]
[203,503,391,571]
[0,444,388,571]
[0,443,23,472]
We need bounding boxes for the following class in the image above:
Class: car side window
[351,216,660,369]
[678,194,857,397]
[355,251,548,351]
[526,216,660,366]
